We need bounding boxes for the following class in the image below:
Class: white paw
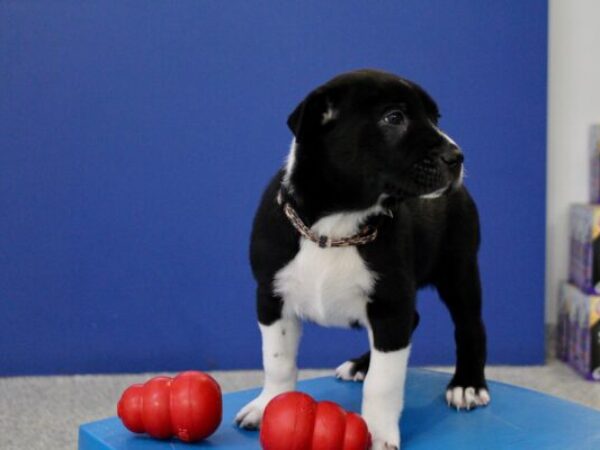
[234,397,268,429]
[363,415,400,450]
[335,360,365,382]
[445,386,491,410]
[371,439,399,450]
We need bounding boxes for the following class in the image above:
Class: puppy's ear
[287,88,338,142]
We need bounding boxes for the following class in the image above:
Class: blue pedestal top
[79,369,600,449]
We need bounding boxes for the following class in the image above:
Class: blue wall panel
[0,0,547,375]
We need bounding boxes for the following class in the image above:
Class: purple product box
[590,124,600,203]
[556,283,572,362]
[558,282,600,381]
[569,204,600,294]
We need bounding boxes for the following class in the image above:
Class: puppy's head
[286,69,463,206]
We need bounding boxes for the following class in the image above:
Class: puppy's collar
[276,190,379,248]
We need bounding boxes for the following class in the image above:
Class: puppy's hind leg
[336,311,419,382]
[336,351,370,382]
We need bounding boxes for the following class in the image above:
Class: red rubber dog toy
[260,392,371,450]
[117,371,222,442]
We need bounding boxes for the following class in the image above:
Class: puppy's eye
[382,110,405,126]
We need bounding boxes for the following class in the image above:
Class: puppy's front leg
[235,317,301,429]
[363,298,414,450]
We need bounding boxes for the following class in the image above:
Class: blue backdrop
[0,1,547,375]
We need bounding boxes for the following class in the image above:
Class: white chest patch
[273,207,381,327]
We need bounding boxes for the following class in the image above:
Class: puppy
[235,69,489,450]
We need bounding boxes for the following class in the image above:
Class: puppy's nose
[440,148,464,168]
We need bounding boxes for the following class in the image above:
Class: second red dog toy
[259,391,371,450]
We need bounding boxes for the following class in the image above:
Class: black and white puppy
[235,69,489,450]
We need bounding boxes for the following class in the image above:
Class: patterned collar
[276,189,379,248]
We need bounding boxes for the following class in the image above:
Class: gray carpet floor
[1,360,599,450]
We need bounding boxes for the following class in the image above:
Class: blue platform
[79,369,600,449]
